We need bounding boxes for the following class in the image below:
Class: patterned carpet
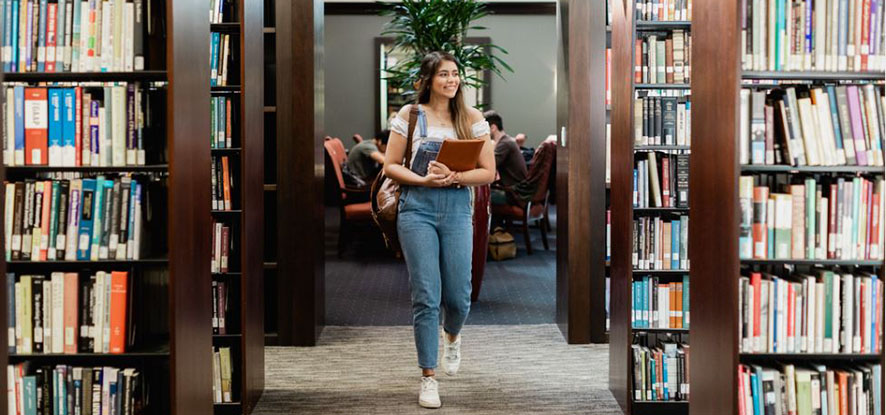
[252,325,623,415]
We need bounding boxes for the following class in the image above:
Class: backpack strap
[404,105,419,170]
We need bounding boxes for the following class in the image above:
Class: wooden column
[555,0,607,344]
[608,0,634,411]
[168,0,213,413]
[688,0,741,414]
[276,0,325,346]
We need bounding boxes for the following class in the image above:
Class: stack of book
[211,96,234,149]
[633,91,692,146]
[739,85,885,167]
[738,175,884,261]
[3,175,145,262]
[633,216,689,271]
[634,30,691,84]
[738,364,882,415]
[633,152,689,208]
[632,275,689,329]
[739,271,883,355]
[210,220,231,274]
[7,364,144,415]
[211,346,233,404]
[7,271,129,355]
[3,83,151,167]
[209,0,235,24]
[741,0,886,72]
[211,280,228,335]
[211,155,233,211]
[209,33,233,87]
[0,0,148,73]
[634,0,692,21]
[632,342,690,402]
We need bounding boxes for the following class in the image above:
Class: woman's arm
[383,105,453,187]
[428,108,496,186]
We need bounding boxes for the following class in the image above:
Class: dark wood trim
[168,0,214,413]
[689,0,741,414]
[277,0,325,346]
[241,0,266,410]
[326,2,556,15]
[608,0,633,410]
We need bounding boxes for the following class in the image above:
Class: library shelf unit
[0,1,215,414]
[689,0,885,414]
[209,0,265,412]
[610,0,693,413]
[261,0,278,346]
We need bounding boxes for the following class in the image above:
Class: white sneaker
[441,332,461,376]
[419,376,441,408]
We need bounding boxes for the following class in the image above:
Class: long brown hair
[414,51,472,141]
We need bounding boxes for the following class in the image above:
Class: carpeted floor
[252,325,623,415]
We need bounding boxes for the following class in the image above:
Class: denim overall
[398,107,473,370]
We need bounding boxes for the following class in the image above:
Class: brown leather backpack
[370,106,418,252]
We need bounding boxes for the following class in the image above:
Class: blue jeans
[397,185,473,369]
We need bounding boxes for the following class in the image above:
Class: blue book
[6,273,14,353]
[61,88,75,165]
[661,355,668,400]
[23,375,36,415]
[210,32,220,86]
[671,219,680,269]
[874,365,882,415]
[47,88,62,166]
[10,0,18,72]
[127,180,138,257]
[633,169,638,207]
[90,99,99,161]
[682,275,689,328]
[825,86,845,155]
[772,279,779,351]
[89,177,109,259]
[0,0,7,72]
[750,371,761,415]
[76,178,96,260]
[37,0,47,72]
[838,0,848,63]
[642,278,649,328]
[13,85,24,164]
[650,358,656,401]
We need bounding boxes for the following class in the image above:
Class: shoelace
[445,340,460,361]
[422,378,437,392]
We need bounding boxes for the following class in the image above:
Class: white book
[112,87,125,166]
[102,367,117,415]
[42,281,51,353]
[13,282,20,353]
[64,180,81,260]
[4,88,13,166]
[78,1,90,72]
[50,272,64,354]
[63,0,74,70]
[93,272,105,353]
[863,85,884,166]
[815,282,825,353]
[6,366,14,415]
[112,0,123,71]
[797,98,822,166]
[740,89,750,165]
[815,89,846,165]
[814,0,826,69]
[766,279,775,353]
[100,0,113,71]
[4,183,13,260]
[98,106,108,166]
[123,2,133,71]
[841,274,853,353]
[767,0,775,71]
[213,350,222,403]
[132,189,141,259]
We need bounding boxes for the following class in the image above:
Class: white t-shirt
[390,105,490,173]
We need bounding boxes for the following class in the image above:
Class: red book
[752,186,769,259]
[221,156,231,210]
[634,39,642,83]
[220,225,230,273]
[751,272,762,350]
[860,282,867,353]
[24,88,48,165]
[787,283,794,349]
[837,371,849,414]
[63,272,78,354]
[737,366,746,414]
[661,156,671,207]
[109,271,128,353]
[871,188,881,260]
[45,3,57,72]
[225,98,232,148]
[861,0,870,71]
[217,281,226,335]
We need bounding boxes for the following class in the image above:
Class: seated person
[346,130,389,184]
[484,111,528,205]
[514,133,535,165]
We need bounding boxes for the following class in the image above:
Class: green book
[47,181,60,260]
[210,98,216,147]
[795,368,813,415]
[805,178,815,259]
[22,375,36,415]
[822,271,834,350]
[89,177,106,261]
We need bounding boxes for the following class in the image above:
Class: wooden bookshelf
[689,0,886,414]
[0,1,214,414]
[209,0,265,412]
[262,0,279,346]
[611,2,692,414]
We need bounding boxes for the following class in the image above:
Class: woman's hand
[423,171,456,187]
[427,160,452,177]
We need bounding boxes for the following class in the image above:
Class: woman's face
[431,60,460,99]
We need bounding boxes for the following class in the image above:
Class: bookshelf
[0,1,214,414]
[209,0,264,412]
[262,0,278,346]
[690,0,885,414]
[611,0,692,414]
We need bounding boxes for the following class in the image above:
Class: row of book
[209,32,234,87]
[738,363,882,415]
[634,30,691,85]
[632,275,689,329]
[634,152,689,208]
[3,176,145,262]
[634,0,692,22]
[632,215,689,271]
[8,271,129,356]
[632,342,690,402]
[3,84,151,167]
[738,175,884,261]
[741,0,886,72]
[0,0,148,73]
[210,96,235,149]
[8,364,144,415]
[739,271,883,355]
[209,0,235,24]
[210,280,228,335]
[211,346,233,404]
[739,85,885,167]
[210,220,232,274]
[633,92,692,146]
[211,155,233,211]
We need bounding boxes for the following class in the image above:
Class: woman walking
[383,51,496,409]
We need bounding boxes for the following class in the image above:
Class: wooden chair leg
[539,218,549,250]
[523,220,533,255]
